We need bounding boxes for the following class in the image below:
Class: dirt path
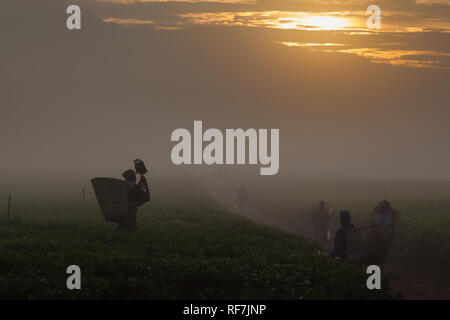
[383,255,450,299]
[205,185,450,299]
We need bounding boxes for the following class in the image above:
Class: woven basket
[91,177,128,222]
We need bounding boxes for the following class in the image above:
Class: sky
[1,0,449,183]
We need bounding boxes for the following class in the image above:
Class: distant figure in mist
[328,207,339,239]
[237,184,248,211]
[371,200,399,261]
[309,201,330,245]
[118,169,150,231]
[330,210,356,260]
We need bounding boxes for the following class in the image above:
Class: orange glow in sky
[291,15,350,30]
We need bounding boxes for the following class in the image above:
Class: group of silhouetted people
[310,200,399,263]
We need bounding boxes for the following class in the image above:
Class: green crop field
[0,177,393,300]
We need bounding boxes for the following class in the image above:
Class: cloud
[90,0,450,34]
[277,41,345,47]
[178,11,358,30]
[278,42,450,69]
[103,17,156,25]
[175,10,450,33]
[97,3,450,70]
[336,48,450,69]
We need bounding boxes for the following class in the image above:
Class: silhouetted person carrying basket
[91,159,150,231]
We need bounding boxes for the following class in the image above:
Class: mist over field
[1,0,450,184]
[0,0,449,300]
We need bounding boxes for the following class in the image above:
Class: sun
[300,15,350,30]
[274,13,351,31]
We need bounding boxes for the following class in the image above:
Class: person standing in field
[309,201,330,245]
[330,210,356,260]
[328,207,340,239]
[118,169,150,231]
[371,200,399,261]
[237,184,248,211]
